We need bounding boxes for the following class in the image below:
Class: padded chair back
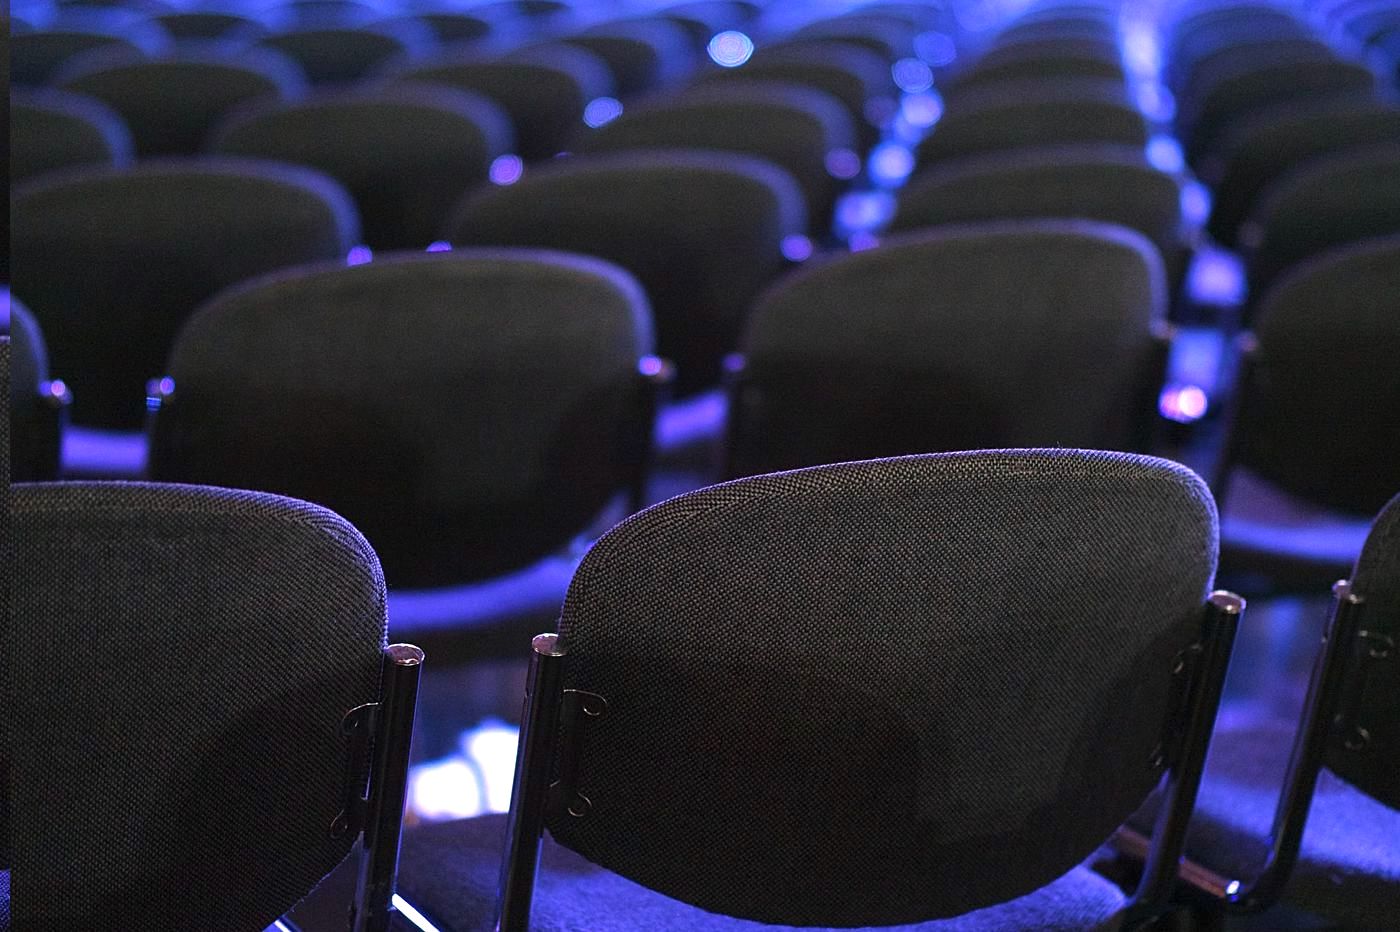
[259,23,431,84]
[1243,144,1400,300]
[1236,235,1400,514]
[1328,492,1400,808]
[9,481,387,931]
[893,144,1183,284]
[11,87,134,184]
[944,37,1125,96]
[563,19,694,96]
[58,49,306,156]
[577,82,856,231]
[548,448,1219,925]
[916,79,1147,168]
[6,297,63,482]
[151,10,268,40]
[149,250,654,588]
[447,150,805,394]
[11,24,166,84]
[211,85,511,250]
[730,220,1165,476]
[385,45,613,161]
[11,159,359,429]
[1207,97,1400,243]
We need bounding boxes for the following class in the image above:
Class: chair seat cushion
[397,814,1126,931]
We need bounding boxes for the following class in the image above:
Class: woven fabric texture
[578,81,855,231]
[11,157,359,429]
[10,87,133,184]
[546,449,1217,925]
[58,48,306,157]
[446,150,805,395]
[212,85,512,249]
[10,481,387,931]
[150,248,653,588]
[1238,235,1400,515]
[399,815,1125,931]
[916,79,1147,169]
[1245,144,1400,300]
[1328,492,1400,808]
[731,220,1165,477]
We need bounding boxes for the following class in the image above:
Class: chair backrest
[576,81,855,231]
[446,150,805,394]
[6,296,63,483]
[1207,96,1400,243]
[11,158,359,429]
[1234,234,1400,515]
[893,143,1183,283]
[11,24,166,85]
[258,22,431,84]
[210,85,511,250]
[57,49,306,156]
[149,249,655,588]
[944,37,1125,97]
[547,448,1219,925]
[563,18,695,96]
[9,481,387,931]
[151,10,268,41]
[729,220,1166,476]
[1328,491,1400,808]
[10,87,134,184]
[916,79,1148,168]
[1243,143,1400,299]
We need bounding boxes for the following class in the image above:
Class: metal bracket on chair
[1332,606,1388,755]
[547,690,608,821]
[1149,643,1205,771]
[332,701,380,838]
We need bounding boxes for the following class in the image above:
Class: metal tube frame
[1123,590,1244,929]
[495,633,568,932]
[629,356,675,514]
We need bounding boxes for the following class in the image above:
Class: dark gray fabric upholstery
[211,85,511,250]
[894,144,1184,285]
[1328,493,1400,808]
[57,48,306,156]
[789,15,915,63]
[151,10,267,40]
[446,150,806,394]
[577,81,856,232]
[11,27,164,85]
[10,158,359,428]
[399,816,1126,931]
[1235,235,1400,515]
[258,22,430,84]
[543,449,1216,924]
[6,297,62,483]
[10,481,387,931]
[730,220,1165,476]
[1206,97,1400,244]
[10,87,133,184]
[916,79,1147,169]
[562,18,694,97]
[1176,37,1335,125]
[385,44,613,161]
[942,38,1125,98]
[1244,144,1400,301]
[149,249,653,589]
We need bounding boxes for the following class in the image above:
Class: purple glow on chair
[901,92,942,129]
[914,31,957,67]
[865,96,898,127]
[1123,26,1160,77]
[1136,84,1175,122]
[836,191,895,232]
[489,154,524,185]
[583,96,623,128]
[48,379,71,400]
[347,245,373,266]
[849,231,880,251]
[1159,384,1209,423]
[781,234,814,262]
[1189,248,1246,306]
[426,240,452,252]
[892,57,933,93]
[825,148,861,179]
[1180,181,1211,227]
[1147,135,1184,173]
[707,30,753,67]
[870,143,915,185]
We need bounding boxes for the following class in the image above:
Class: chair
[1241,143,1400,303]
[10,87,133,184]
[445,150,806,396]
[789,13,915,64]
[1214,235,1400,588]
[10,19,168,85]
[575,81,856,237]
[6,296,69,483]
[11,159,359,429]
[258,21,433,84]
[558,19,694,97]
[147,249,664,662]
[56,48,306,157]
[1205,96,1400,245]
[395,448,1242,932]
[1115,491,1400,930]
[150,10,268,41]
[727,220,1170,478]
[383,45,613,162]
[210,85,511,250]
[8,481,423,931]
[941,37,1126,99]
[892,145,1186,289]
[915,79,1147,170]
